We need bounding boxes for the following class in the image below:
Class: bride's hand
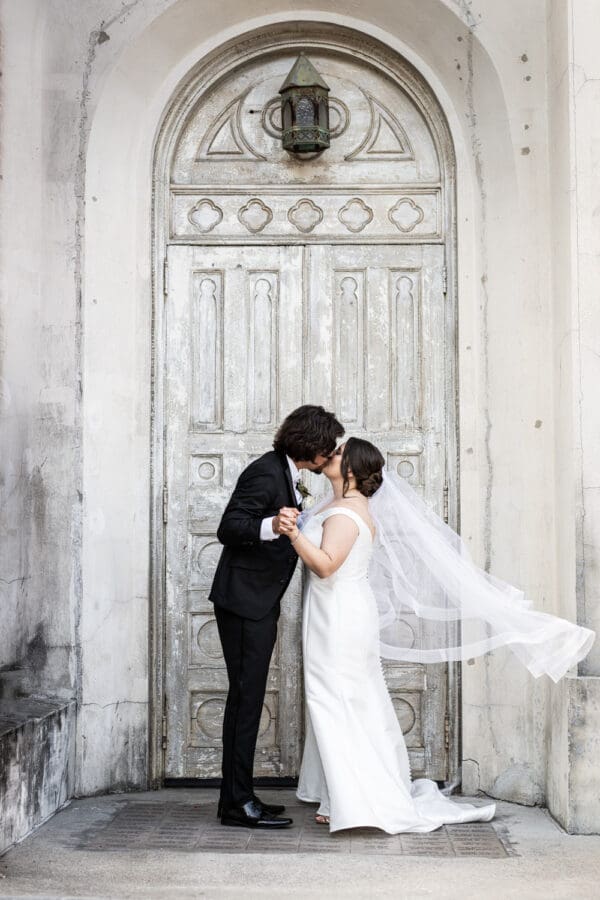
[278,515,300,542]
[273,507,299,535]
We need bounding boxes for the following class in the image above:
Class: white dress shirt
[260,455,302,541]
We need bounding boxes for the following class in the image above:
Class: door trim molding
[150,21,459,787]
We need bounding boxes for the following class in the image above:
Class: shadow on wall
[0,624,49,701]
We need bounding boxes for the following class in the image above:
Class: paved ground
[0,789,599,899]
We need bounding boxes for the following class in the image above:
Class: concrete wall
[546,0,600,833]
[0,0,80,704]
[0,0,597,827]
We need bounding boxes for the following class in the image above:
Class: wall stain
[31,465,48,533]
[24,624,49,674]
[453,0,494,572]
[0,701,75,853]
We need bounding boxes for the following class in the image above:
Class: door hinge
[443,482,449,524]
[162,484,168,524]
[444,712,450,751]
[441,265,448,295]
[163,257,169,298]
[161,712,168,751]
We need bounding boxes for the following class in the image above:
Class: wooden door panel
[164,245,304,778]
[303,244,448,778]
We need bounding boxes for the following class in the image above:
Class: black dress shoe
[217,796,286,817]
[253,794,286,816]
[220,799,292,829]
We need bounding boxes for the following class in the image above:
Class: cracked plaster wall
[1,0,593,812]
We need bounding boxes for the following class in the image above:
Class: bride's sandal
[315,814,330,825]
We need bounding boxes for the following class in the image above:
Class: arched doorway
[152,22,458,784]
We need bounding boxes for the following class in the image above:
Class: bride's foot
[315,814,330,825]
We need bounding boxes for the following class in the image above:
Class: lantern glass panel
[295,96,315,127]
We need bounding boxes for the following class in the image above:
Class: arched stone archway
[81,3,538,804]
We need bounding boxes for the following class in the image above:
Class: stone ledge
[0,697,76,855]
[547,674,600,834]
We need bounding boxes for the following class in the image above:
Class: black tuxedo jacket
[209,450,301,620]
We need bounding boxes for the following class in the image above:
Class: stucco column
[547,0,600,834]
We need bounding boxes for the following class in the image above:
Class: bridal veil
[367,470,594,683]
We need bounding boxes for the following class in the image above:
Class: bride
[279,437,595,834]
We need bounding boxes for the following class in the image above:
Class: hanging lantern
[279,53,330,153]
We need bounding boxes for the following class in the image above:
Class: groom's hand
[273,507,299,535]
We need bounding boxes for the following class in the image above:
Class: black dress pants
[214,602,280,809]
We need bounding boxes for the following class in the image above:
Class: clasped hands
[273,507,301,542]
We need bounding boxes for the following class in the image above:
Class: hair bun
[341,437,385,498]
[357,470,383,498]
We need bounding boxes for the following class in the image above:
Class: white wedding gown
[296,506,496,833]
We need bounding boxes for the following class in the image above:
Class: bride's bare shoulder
[319,498,363,513]
[321,498,376,537]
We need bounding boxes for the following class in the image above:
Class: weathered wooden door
[164,241,448,779]
[160,38,456,781]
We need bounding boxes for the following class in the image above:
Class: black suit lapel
[276,451,298,508]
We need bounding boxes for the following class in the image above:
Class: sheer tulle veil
[301,468,594,683]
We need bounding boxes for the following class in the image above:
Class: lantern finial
[279,53,330,92]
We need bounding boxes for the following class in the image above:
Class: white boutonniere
[296,481,315,510]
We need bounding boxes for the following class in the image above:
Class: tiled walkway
[79,796,513,857]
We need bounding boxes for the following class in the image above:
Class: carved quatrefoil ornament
[288,198,323,233]
[338,197,374,233]
[388,197,424,233]
[188,198,223,233]
[238,198,273,233]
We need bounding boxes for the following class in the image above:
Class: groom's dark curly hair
[273,405,344,461]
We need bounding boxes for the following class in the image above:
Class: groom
[209,405,344,829]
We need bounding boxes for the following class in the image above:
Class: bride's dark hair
[341,437,385,498]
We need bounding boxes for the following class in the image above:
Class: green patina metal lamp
[279,53,330,153]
